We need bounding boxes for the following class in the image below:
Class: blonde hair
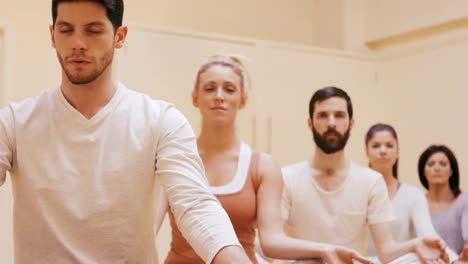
[193,55,250,104]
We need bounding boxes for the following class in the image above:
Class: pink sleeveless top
[165,148,261,263]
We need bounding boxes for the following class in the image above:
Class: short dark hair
[365,123,399,178]
[418,145,461,197]
[52,0,124,31]
[309,86,353,119]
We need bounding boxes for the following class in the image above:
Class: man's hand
[414,238,449,264]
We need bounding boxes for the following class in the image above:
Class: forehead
[370,130,396,142]
[428,152,449,161]
[56,1,110,26]
[199,64,241,83]
[314,97,348,113]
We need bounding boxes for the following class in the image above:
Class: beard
[312,126,351,154]
[57,48,114,85]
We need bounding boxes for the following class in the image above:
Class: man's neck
[311,148,347,175]
[309,149,349,191]
[60,72,117,119]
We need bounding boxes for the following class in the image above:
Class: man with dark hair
[52,0,124,31]
[0,1,250,263]
[282,86,449,263]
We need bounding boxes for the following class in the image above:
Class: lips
[324,131,340,137]
[211,106,226,111]
[377,157,391,162]
[68,57,91,64]
[70,60,90,64]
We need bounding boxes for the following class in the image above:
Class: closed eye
[316,112,328,118]
[203,84,215,91]
[87,30,102,34]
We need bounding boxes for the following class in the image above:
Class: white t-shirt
[282,159,393,254]
[0,83,240,264]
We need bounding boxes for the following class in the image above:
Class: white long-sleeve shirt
[0,82,240,264]
[366,183,458,262]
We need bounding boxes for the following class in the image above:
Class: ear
[365,145,370,157]
[50,25,56,48]
[307,118,313,129]
[349,118,355,129]
[114,25,128,49]
[239,95,247,109]
[192,90,199,108]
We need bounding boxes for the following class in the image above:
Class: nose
[327,116,336,128]
[71,32,87,51]
[379,146,387,154]
[215,88,224,101]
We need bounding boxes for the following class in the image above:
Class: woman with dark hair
[418,145,468,255]
[365,124,458,262]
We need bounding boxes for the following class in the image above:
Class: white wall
[343,0,368,52]
[366,0,468,41]
[315,0,344,49]
[374,28,468,189]
[0,2,58,103]
[125,0,321,46]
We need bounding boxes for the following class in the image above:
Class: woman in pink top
[156,55,373,264]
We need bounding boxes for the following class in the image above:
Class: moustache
[66,52,92,62]
[323,129,341,137]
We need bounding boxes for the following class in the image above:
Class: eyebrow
[55,21,73,27]
[316,110,346,114]
[55,21,106,27]
[85,21,106,27]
